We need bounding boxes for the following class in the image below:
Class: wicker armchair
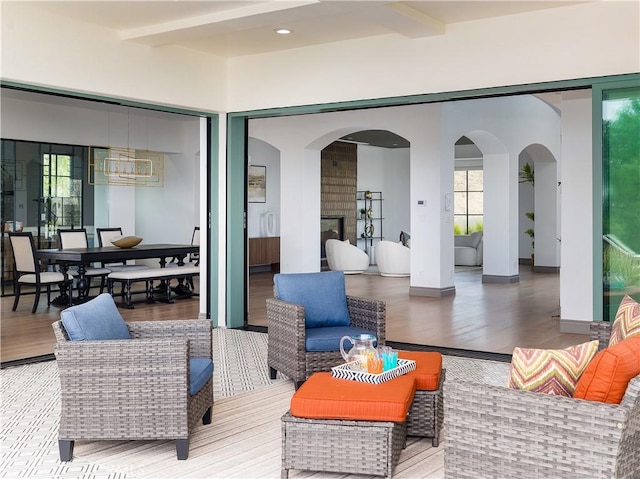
[444,321,640,478]
[267,271,386,388]
[52,318,214,461]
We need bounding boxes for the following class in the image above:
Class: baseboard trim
[559,319,591,335]
[533,266,560,273]
[482,274,519,283]
[409,286,456,297]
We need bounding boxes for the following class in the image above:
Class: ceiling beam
[120,1,320,45]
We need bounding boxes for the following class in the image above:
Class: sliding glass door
[600,85,640,320]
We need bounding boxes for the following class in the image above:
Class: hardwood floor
[1,266,588,364]
[248,266,588,355]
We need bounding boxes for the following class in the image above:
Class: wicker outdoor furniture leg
[59,440,73,461]
[203,407,212,425]
[176,439,189,460]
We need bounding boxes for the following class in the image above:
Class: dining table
[37,243,199,304]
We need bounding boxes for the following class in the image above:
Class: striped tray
[331,359,416,384]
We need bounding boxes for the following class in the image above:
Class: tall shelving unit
[356,190,383,261]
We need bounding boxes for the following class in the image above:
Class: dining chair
[167,226,200,293]
[8,232,73,313]
[96,227,150,272]
[58,229,111,294]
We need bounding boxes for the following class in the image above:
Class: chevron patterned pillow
[609,295,640,346]
[507,340,599,396]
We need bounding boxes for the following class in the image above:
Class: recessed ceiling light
[274,28,292,35]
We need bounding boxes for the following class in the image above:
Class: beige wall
[0,2,227,112]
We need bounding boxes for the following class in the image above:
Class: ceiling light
[274,28,292,35]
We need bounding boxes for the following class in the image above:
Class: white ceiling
[31,0,590,58]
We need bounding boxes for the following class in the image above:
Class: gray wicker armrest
[590,321,613,351]
[55,339,191,404]
[444,378,640,478]
[266,297,306,380]
[346,295,386,344]
[127,319,212,358]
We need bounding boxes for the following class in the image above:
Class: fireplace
[320,216,345,260]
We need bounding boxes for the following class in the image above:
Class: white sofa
[376,240,410,277]
[454,232,483,266]
[325,239,369,274]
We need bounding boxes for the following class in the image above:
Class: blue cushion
[305,326,375,352]
[274,271,350,328]
[61,293,131,341]
[190,358,214,396]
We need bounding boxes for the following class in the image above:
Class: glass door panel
[602,87,640,320]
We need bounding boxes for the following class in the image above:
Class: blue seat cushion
[274,271,350,328]
[305,326,375,352]
[61,293,131,341]
[190,358,214,396]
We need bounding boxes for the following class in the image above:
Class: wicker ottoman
[398,351,445,446]
[282,371,417,479]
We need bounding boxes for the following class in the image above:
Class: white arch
[519,143,560,269]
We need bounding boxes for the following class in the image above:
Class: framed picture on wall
[248,165,266,203]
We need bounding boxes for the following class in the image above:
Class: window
[454,169,483,234]
[42,153,83,238]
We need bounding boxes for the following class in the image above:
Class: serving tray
[331,359,416,384]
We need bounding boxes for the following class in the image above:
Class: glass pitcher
[340,333,377,370]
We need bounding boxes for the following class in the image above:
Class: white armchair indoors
[325,239,369,274]
[376,240,410,277]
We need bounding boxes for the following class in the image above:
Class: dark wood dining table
[37,243,199,304]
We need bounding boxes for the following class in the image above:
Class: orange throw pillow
[573,335,640,404]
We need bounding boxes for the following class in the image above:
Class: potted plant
[359,208,367,219]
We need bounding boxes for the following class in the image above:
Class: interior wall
[357,145,410,245]
[560,90,594,325]
[1,3,228,112]
[247,138,281,238]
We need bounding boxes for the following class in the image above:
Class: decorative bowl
[110,235,143,248]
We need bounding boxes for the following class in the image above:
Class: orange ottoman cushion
[290,372,416,422]
[398,351,443,391]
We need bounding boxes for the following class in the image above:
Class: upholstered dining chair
[8,232,73,313]
[167,226,200,293]
[52,293,214,461]
[266,270,386,388]
[58,228,111,294]
[96,227,150,272]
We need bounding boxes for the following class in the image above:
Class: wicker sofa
[53,305,214,461]
[444,321,640,478]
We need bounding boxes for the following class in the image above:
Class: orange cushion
[290,372,416,422]
[397,351,443,391]
[573,335,640,404]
